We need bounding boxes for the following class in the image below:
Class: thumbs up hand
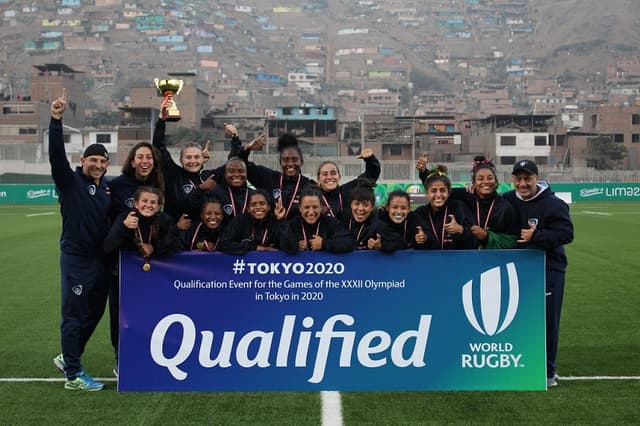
[415,225,427,244]
[177,213,191,231]
[518,221,536,243]
[367,233,382,250]
[444,214,463,236]
[470,224,488,241]
[123,211,138,229]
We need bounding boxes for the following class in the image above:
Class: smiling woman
[217,188,288,255]
[316,148,381,222]
[447,156,519,249]
[279,185,355,254]
[243,134,315,220]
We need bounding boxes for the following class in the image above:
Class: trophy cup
[154,78,184,122]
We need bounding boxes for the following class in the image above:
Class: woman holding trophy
[152,78,250,223]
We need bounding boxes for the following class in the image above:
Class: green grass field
[1,202,639,425]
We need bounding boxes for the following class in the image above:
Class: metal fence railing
[2,146,640,183]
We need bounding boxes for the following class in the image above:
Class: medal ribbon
[228,187,249,216]
[301,221,320,247]
[252,225,269,246]
[476,198,496,229]
[321,193,343,218]
[187,174,204,190]
[190,222,219,250]
[349,219,367,247]
[428,207,448,250]
[136,224,152,244]
[280,174,301,218]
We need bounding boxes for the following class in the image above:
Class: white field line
[559,376,640,381]
[1,376,640,385]
[581,211,613,216]
[578,211,640,215]
[321,390,343,426]
[1,376,639,385]
[0,377,117,382]
[26,212,55,217]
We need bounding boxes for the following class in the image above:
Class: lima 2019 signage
[551,183,640,201]
[119,250,546,392]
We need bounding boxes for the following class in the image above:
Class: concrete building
[0,64,88,154]
[468,114,567,168]
[569,105,640,169]
[267,105,339,156]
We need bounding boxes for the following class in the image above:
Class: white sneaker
[53,353,66,374]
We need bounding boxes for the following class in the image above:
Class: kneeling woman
[217,189,287,255]
[180,198,228,252]
[280,185,355,254]
[377,189,433,250]
[344,179,404,252]
[104,186,181,263]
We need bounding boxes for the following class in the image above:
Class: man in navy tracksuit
[504,159,574,388]
[49,92,110,391]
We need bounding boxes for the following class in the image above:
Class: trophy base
[162,110,182,122]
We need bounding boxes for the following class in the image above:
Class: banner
[3,182,638,204]
[0,184,58,203]
[550,183,640,202]
[374,182,513,205]
[119,250,546,392]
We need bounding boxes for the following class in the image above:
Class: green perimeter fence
[2,182,640,205]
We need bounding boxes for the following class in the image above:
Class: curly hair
[121,142,165,193]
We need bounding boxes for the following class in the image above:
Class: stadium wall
[2,183,640,205]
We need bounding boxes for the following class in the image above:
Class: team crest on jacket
[125,197,135,209]
[223,204,234,215]
[72,285,83,296]
[87,185,97,195]
[272,188,281,200]
[527,218,539,227]
[183,183,195,194]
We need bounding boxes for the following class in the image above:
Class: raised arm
[48,89,74,189]
[358,148,381,182]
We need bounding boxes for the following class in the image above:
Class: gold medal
[143,262,151,272]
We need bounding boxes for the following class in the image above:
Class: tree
[585,136,628,169]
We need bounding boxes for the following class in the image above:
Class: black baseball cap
[83,144,109,160]
[512,159,538,175]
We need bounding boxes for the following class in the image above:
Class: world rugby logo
[462,262,519,336]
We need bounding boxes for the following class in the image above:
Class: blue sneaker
[53,353,66,374]
[64,372,104,391]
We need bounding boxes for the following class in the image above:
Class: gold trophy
[154,78,184,122]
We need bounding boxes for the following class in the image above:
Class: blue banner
[119,250,546,391]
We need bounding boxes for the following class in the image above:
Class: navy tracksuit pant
[60,253,109,379]
[546,269,566,379]
[108,266,119,360]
